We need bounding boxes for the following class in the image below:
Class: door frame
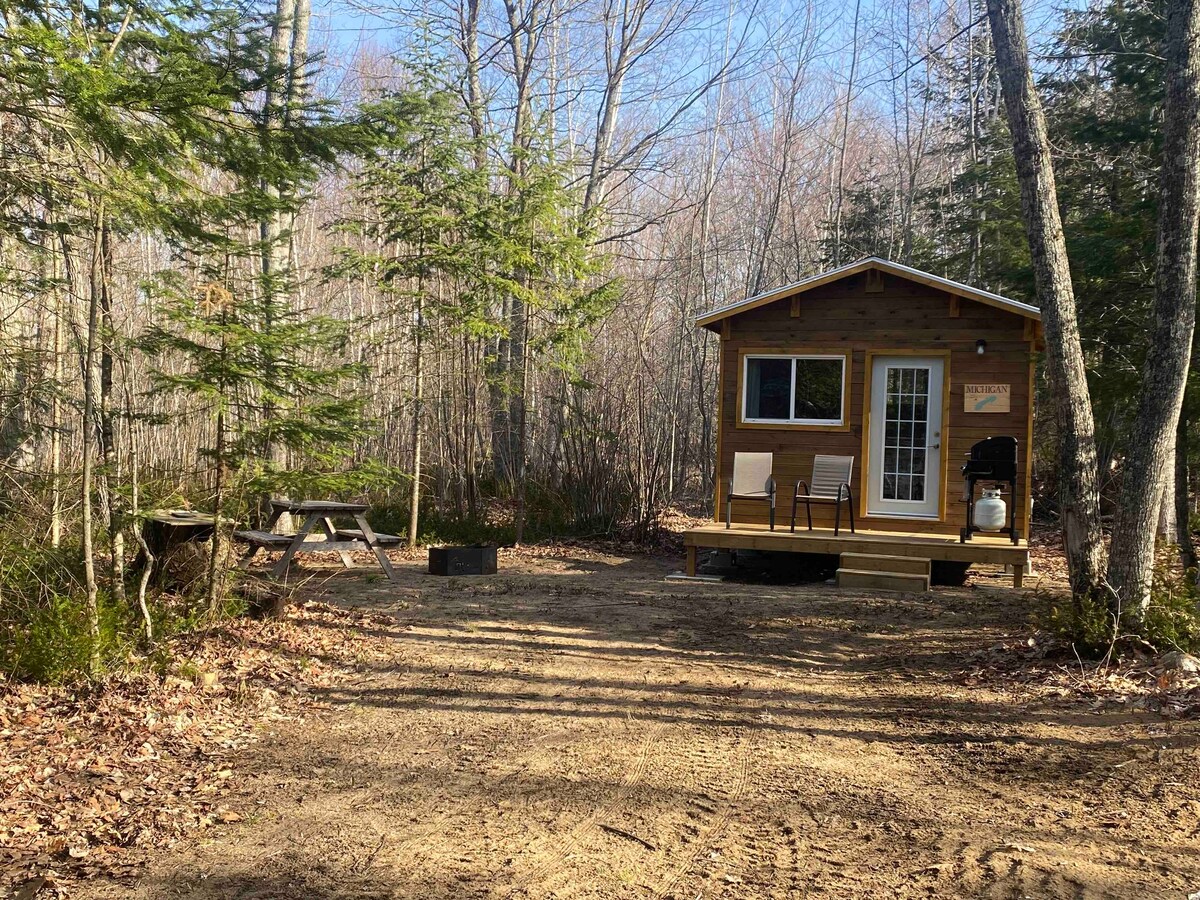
[859,349,952,523]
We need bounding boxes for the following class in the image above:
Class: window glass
[745,357,792,419]
[744,355,843,424]
[793,358,843,422]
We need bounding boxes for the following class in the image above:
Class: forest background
[1,0,1192,678]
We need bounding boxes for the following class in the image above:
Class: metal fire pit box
[428,544,498,576]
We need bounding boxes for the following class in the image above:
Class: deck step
[836,568,931,593]
[839,552,931,576]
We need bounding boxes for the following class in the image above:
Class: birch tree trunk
[986,0,1105,596]
[259,0,307,529]
[1106,0,1200,618]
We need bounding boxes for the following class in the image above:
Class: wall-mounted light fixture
[976,339,987,355]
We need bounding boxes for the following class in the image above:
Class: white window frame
[741,353,846,426]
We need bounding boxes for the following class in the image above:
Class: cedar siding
[710,267,1036,538]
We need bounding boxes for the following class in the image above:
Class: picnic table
[234,499,400,583]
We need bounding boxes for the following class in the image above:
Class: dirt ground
[74,549,1200,899]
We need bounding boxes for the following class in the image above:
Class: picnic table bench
[234,499,399,583]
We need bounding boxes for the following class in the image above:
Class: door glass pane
[745,357,791,419]
[881,365,933,502]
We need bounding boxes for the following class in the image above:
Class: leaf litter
[0,600,410,897]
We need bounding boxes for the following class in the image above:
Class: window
[742,354,846,426]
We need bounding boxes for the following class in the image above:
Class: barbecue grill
[960,436,1019,544]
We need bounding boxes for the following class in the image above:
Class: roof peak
[695,258,1040,331]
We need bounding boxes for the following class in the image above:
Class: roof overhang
[695,257,1042,331]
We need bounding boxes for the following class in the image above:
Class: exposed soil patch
[50,550,1200,898]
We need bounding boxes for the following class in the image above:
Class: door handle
[928,443,940,450]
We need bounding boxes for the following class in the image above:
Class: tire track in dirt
[650,726,756,899]
[374,722,578,869]
[501,720,668,897]
[935,835,1093,900]
[706,802,807,898]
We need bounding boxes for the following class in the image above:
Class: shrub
[1041,563,1200,657]
[1041,590,1117,656]
[0,526,245,683]
[1138,566,1200,654]
[0,539,130,683]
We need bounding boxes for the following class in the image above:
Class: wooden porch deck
[683,522,1030,587]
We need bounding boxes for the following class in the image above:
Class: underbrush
[369,482,625,547]
[368,483,708,550]
[1041,564,1200,657]
[0,532,244,685]
[0,539,125,683]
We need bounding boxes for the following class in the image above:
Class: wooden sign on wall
[964,383,1011,413]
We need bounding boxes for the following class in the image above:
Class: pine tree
[142,275,366,608]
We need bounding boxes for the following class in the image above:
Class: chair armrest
[838,482,853,500]
[794,479,810,498]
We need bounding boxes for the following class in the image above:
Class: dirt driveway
[79,549,1200,899]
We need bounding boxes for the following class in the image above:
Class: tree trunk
[259,0,305,529]
[98,221,125,603]
[986,0,1105,596]
[831,0,862,267]
[1105,0,1200,619]
[1176,405,1197,571]
[81,213,103,675]
[1159,430,1178,540]
[48,237,64,549]
[409,295,424,548]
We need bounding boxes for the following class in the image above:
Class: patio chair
[725,452,777,530]
[791,455,856,536]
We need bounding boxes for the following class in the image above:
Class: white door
[868,356,944,518]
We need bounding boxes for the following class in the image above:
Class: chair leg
[790,494,797,533]
[769,499,775,531]
[834,497,841,536]
[726,494,732,529]
[847,491,856,533]
[805,498,813,531]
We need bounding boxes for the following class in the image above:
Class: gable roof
[695,257,1041,331]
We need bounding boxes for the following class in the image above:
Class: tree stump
[136,511,219,589]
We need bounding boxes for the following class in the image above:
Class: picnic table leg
[242,506,285,567]
[273,513,320,580]
[319,516,355,569]
[353,513,399,584]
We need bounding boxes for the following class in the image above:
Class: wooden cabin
[682,257,1038,590]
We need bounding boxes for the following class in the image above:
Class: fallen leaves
[954,629,1200,718]
[0,599,410,896]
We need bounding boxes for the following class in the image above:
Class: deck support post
[1013,568,1024,589]
[686,545,697,577]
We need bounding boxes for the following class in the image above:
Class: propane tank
[974,487,1007,532]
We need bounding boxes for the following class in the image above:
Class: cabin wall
[715,271,1035,538]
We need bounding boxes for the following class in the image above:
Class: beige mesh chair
[791,455,856,535]
[725,452,777,530]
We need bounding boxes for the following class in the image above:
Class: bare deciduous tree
[1106,0,1200,617]
[985,0,1105,596]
